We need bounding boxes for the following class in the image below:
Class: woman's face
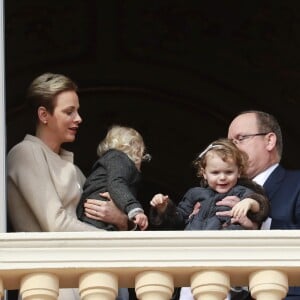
[46,90,82,145]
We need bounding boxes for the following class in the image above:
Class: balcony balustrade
[0,230,299,299]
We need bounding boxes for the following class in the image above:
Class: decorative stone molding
[249,269,288,300]
[135,270,174,300]
[1,230,300,292]
[20,272,59,300]
[79,271,118,300]
[191,270,230,300]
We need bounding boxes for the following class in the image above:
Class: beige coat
[7,134,99,232]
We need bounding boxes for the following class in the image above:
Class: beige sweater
[7,134,100,232]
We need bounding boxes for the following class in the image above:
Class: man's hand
[189,202,201,219]
[216,196,258,229]
[216,195,240,208]
[230,215,259,229]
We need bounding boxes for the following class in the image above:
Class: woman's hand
[84,192,129,230]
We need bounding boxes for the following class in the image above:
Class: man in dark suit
[226,110,300,299]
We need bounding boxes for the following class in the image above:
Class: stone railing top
[1,230,300,288]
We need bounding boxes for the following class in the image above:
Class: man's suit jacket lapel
[263,165,286,200]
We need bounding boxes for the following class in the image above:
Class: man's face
[227,113,270,179]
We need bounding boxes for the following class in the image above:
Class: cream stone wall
[0,231,300,299]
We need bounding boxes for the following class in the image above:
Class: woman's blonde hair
[27,72,78,117]
[193,138,249,179]
[97,125,146,165]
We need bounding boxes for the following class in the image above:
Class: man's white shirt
[253,164,278,230]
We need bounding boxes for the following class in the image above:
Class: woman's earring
[43,120,47,124]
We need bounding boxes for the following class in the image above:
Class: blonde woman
[7,73,130,300]
[77,125,151,231]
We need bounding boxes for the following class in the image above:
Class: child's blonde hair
[97,125,146,165]
[193,138,249,179]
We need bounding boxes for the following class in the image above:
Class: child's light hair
[97,125,146,165]
[193,138,249,179]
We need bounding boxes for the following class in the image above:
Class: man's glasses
[231,132,270,145]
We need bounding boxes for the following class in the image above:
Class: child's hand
[150,193,169,213]
[231,198,253,218]
[134,213,148,231]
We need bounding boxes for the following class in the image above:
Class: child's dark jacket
[150,178,270,230]
[77,149,143,230]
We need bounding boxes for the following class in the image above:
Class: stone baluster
[79,271,118,300]
[135,270,174,300]
[190,270,230,300]
[20,272,59,300]
[249,270,288,300]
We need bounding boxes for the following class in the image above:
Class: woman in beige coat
[7,72,129,299]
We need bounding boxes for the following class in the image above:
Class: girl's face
[202,152,240,194]
[45,90,82,146]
